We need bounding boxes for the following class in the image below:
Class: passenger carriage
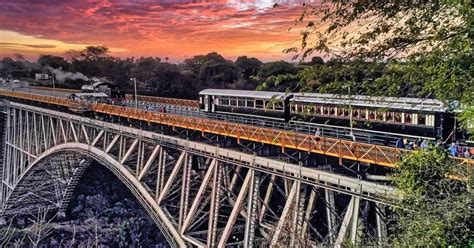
[199,89,457,141]
[290,93,451,139]
[199,89,292,121]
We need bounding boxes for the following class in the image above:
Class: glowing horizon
[0,0,325,62]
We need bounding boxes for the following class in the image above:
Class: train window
[230,98,237,106]
[376,111,384,120]
[394,112,402,123]
[426,114,435,126]
[315,106,321,115]
[323,107,329,115]
[221,97,229,105]
[369,111,375,120]
[405,114,412,124]
[274,101,284,111]
[256,99,264,108]
[344,109,350,117]
[360,110,366,119]
[247,99,255,108]
[291,104,297,112]
[353,110,359,118]
[386,112,393,122]
[299,105,305,113]
[329,107,335,116]
[338,108,343,116]
[238,98,245,107]
[418,114,426,125]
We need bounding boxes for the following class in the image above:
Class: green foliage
[392,148,473,247]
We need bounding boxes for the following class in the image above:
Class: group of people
[396,137,473,158]
[313,127,473,158]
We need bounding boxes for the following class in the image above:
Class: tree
[183,52,239,89]
[37,55,70,70]
[391,148,472,246]
[234,56,263,80]
[80,46,110,61]
[286,0,473,126]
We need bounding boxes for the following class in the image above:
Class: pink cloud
[0,0,312,61]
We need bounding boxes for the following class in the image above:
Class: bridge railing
[92,103,403,167]
[1,88,472,168]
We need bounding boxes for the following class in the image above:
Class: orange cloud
[0,0,313,61]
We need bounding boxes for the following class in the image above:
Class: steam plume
[48,67,89,82]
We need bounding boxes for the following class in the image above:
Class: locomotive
[69,79,126,104]
[199,89,464,142]
[68,79,126,113]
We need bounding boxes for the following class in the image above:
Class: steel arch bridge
[0,101,394,247]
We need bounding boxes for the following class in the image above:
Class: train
[199,89,465,142]
[69,79,126,105]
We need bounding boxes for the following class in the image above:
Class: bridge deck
[1,89,473,168]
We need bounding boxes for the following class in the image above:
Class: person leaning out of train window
[448,143,458,157]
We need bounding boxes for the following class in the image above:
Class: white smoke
[47,67,89,82]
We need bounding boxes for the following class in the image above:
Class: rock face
[1,162,169,247]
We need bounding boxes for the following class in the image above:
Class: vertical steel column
[179,153,192,229]
[244,169,259,248]
[11,109,17,186]
[325,188,337,244]
[302,187,317,240]
[155,147,164,200]
[26,110,31,165]
[33,112,39,155]
[350,196,361,244]
[207,161,221,247]
[376,203,387,246]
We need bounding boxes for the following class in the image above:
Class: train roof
[200,89,289,100]
[292,93,448,112]
[72,92,109,97]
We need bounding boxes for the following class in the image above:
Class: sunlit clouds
[0,0,320,61]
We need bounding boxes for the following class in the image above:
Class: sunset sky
[0,0,324,62]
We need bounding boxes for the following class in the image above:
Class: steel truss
[1,101,394,247]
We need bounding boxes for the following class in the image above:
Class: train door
[202,94,214,112]
[210,95,215,112]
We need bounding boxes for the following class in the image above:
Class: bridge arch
[3,143,184,247]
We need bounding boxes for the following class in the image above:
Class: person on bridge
[448,143,458,157]
[420,139,429,149]
[314,127,321,141]
[396,137,404,149]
